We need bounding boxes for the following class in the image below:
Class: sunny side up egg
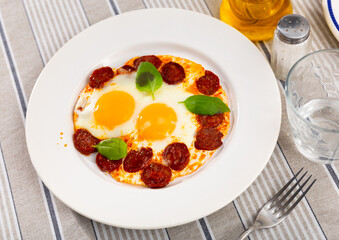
[73,55,230,187]
[74,71,197,153]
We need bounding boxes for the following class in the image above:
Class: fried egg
[74,71,197,153]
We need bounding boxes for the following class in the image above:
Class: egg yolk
[136,103,177,141]
[94,91,135,129]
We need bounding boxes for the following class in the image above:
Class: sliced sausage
[161,62,186,85]
[73,128,100,155]
[196,113,224,128]
[133,55,162,69]
[117,65,136,75]
[194,128,223,151]
[162,143,190,171]
[89,67,114,88]
[141,163,172,188]
[123,147,153,173]
[96,153,122,172]
[196,70,220,95]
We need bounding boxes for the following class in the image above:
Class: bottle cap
[276,14,310,44]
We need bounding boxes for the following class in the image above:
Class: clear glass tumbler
[285,49,339,163]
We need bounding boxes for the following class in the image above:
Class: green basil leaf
[136,62,163,100]
[181,95,230,115]
[93,138,127,160]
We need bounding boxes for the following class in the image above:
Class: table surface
[0,0,338,240]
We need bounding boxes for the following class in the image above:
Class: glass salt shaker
[271,14,311,81]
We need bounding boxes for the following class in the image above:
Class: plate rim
[25,8,281,229]
[323,0,339,42]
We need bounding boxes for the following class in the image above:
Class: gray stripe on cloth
[141,0,147,8]
[20,0,45,66]
[90,221,99,240]
[78,0,91,26]
[108,0,120,15]
[41,183,63,240]
[325,164,339,191]
[0,9,64,240]
[232,202,251,240]
[202,0,212,15]
[0,16,27,118]
[0,143,23,240]
[198,218,214,240]
[258,42,271,63]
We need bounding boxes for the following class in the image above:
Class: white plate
[26,9,281,229]
[323,0,339,42]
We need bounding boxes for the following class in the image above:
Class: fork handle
[238,226,256,240]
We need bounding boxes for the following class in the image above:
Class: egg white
[74,72,197,153]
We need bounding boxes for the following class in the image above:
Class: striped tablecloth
[0,0,338,239]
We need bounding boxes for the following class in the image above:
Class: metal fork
[238,168,316,240]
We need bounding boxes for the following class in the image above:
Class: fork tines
[268,168,316,218]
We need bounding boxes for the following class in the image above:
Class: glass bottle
[220,0,293,41]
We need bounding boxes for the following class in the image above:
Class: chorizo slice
[133,55,162,69]
[196,113,224,128]
[96,153,122,172]
[73,128,100,155]
[141,163,172,188]
[196,70,220,95]
[89,67,114,88]
[161,62,186,85]
[163,143,190,171]
[194,128,223,151]
[123,147,153,173]
[117,65,136,75]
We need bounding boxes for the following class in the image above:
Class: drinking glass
[285,49,339,163]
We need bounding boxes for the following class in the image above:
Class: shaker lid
[276,14,310,44]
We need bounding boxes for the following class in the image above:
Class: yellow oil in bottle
[220,0,293,41]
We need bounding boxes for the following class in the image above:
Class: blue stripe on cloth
[1,9,63,240]
[90,221,98,240]
[232,202,251,240]
[325,164,339,190]
[259,41,271,63]
[141,0,148,8]
[164,228,171,240]
[41,183,62,240]
[198,218,213,240]
[108,0,119,15]
[0,143,23,240]
[277,143,328,240]
[0,18,27,117]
